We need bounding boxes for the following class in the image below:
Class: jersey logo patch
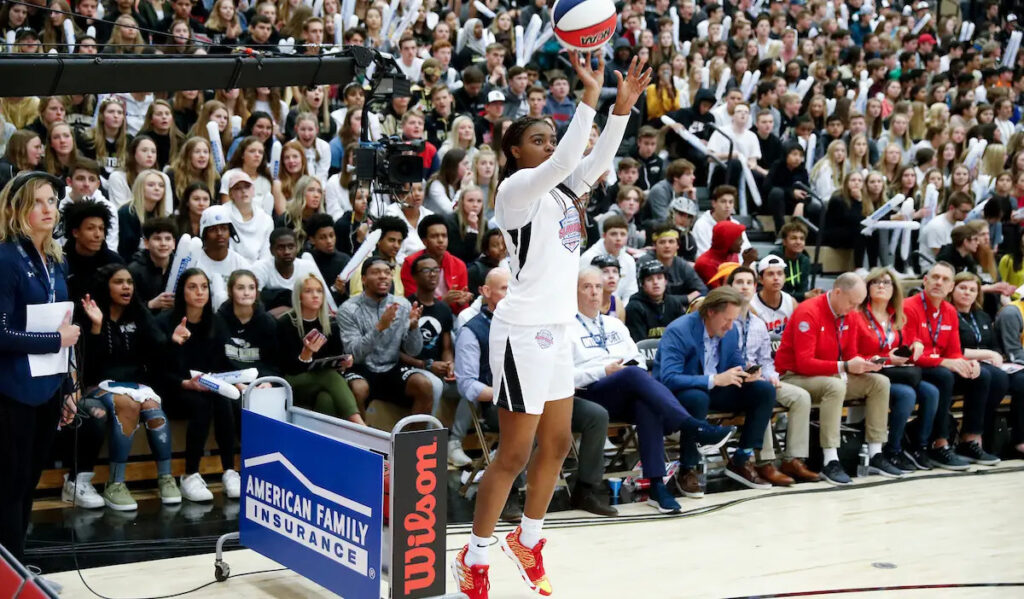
[535,329,554,349]
[558,207,582,253]
[798,321,810,333]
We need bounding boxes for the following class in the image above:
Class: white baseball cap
[486,90,506,104]
[757,254,787,274]
[199,204,234,238]
[670,196,698,216]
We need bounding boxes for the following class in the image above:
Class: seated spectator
[653,287,777,493]
[590,255,626,321]
[348,216,408,298]
[692,185,752,257]
[62,200,124,308]
[574,267,735,512]
[107,135,161,208]
[117,169,173,261]
[333,185,370,257]
[993,300,1024,456]
[625,261,686,342]
[384,180,433,262]
[762,141,811,233]
[749,255,799,336]
[444,185,484,264]
[630,126,664,190]
[594,158,640,221]
[727,266,819,484]
[250,228,321,312]
[581,215,638,304]
[642,158,697,224]
[62,158,119,253]
[399,214,472,314]
[467,227,507,296]
[338,257,434,415]
[707,102,760,193]
[76,265,178,510]
[225,170,274,262]
[642,222,707,301]
[824,171,878,269]
[769,222,822,302]
[664,196,699,262]
[156,268,238,502]
[219,270,280,380]
[920,192,971,257]
[694,220,748,288]
[194,205,252,308]
[402,253,459,417]
[127,217,177,313]
[599,185,647,251]
[277,274,362,423]
[305,213,351,305]
[775,273,892,485]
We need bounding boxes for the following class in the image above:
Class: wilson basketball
[551,0,617,51]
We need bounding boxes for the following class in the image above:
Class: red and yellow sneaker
[451,545,490,599]
[499,527,552,596]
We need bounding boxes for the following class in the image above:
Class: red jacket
[775,292,864,376]
[902,293,962,368]
[694,220,745,288]
[400,249,469,314]
[854,307,917,358]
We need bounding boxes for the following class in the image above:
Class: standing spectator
[625,260,687,342]
[654,287,777,493]
[225,170,274,262]
[775,273,894,486]
[400,214,472,314]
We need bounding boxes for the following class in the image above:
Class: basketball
[551,0,617,51]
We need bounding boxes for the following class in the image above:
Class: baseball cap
[918,33,936,45]
[14,27,38,41]
[486,90,506,104]
[914,0,929,9]
[199,204,234,238]
[227,170,254,189]
[707,262,742,286]
[1009,14,1018,22]
[670,196,698,216]
[590,254,621,271]
[757,254,787,275]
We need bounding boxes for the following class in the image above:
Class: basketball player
[451,51,651,598]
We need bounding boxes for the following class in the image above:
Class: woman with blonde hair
[168,137,219,203]
[117,169,172,259]
[439,115,478,162]
[108,14,146,53]
[0,130,44,189]
[272,140,308,211]
[974,143,1007,202]
[879,113,913,162]
[276,274,361,423]
[855,267,939,472]
[811,139,848,200]
[848,133,871,173]
[470,147,499,220]
[286,86,335,142]
[446,184,485,263]
[107,135,159,207]
[43,121,78,179]
[291,112,331,181]
[925,102,950,131]
[824,171,878,268]
[189,101,232,158]
[281,175,326,246]
[908,101,927,141]
[82,97,129,177]
[214,89,250,127]
[875,142,904,183]
[204,0,243,47]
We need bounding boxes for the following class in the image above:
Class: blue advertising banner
[240,409,384,599]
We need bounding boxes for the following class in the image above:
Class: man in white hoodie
[579,215,638,304]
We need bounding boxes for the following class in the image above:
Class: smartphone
[624,359,640,366]
[745,365,761,374]
[893,345,912,358]
[871,357,888,364]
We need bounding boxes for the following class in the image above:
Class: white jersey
[493,103,628,326]
[749,291,798,336]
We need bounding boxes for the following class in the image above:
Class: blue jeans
[674,379,776,468]
[887,381,939,451]
[86,385,172,481]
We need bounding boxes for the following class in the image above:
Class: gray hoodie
[994,304,1024,365]
[337,293,423,373]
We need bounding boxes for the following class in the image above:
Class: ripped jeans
[81,381,172,483]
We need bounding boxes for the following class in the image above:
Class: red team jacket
[399,249,469,314]
[775,292,864,377]
[854,307,918,358]
[902,293,963,368]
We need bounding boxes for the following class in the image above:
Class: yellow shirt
[998,254,1024,300]
[645,84,681,122]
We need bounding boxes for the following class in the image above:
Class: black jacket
[127,250,170,312]
[310,248,351,305]
[63,239,124,309]
[217,302,281,377]
[823,194,864,249]
[155,309,232,393]
[624,291,687,342]
[82,303,165,388]
[276,312,345,375]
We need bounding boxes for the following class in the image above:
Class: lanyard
[15,239,56,304]
[835,315,846,361]
[959,311,981,346]
[921,292,943,347]
[576,314,608,353]
[740,314,751,359]
[866,310,893,351]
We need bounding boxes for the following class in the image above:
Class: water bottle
[698,454,708,493]
[857,443,870,477]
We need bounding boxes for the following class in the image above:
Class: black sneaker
[955,441,1001,466]
[926,445,971,471]
[867,453,904,478]
[820,460,852,486]
[903,445,932,471]
[884,449,918,474]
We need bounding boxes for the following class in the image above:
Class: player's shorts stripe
[502,339,527,413]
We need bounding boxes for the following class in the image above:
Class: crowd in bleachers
[2,0,1024,517]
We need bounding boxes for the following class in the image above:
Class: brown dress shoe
[755,463,794,486]
[674,467,704,498]
[725,460,772,490]
[780,458,821,482]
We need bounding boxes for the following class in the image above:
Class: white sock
[823,448,839,464]
[465,533,490,567]
[868,442,882,457]
[518,515,544,549]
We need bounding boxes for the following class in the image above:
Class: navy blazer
[653,312,744,392]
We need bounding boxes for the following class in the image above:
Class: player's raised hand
[569,50,605,108]
[613,55,652,115]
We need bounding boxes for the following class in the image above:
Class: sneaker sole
[902,450,931,470]
[449,556,472,595]
[104,498,138,511]
[820,474,853,486]
[698,427,737,453]
[645,498,681,514]
[961,457,1001,466]
[867,466,904,478]
[499,537,550,596]
[724,468,772,490]
[926,459,970,471]
[161,495,182,505]
[63,492,105,509]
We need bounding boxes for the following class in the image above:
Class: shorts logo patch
[798,321,810,333]
[535,329,554,349]
[558,207,582,253]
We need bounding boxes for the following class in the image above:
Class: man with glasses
[919,192,971,258]
[775,273,894,485]
[400,214,473,314]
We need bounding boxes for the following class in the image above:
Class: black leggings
[0,392,61,563]
[164,390,237,473]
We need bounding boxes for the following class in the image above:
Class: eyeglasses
[870,279,893,287]
[417,267,441,274]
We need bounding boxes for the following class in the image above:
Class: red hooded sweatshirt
[694,220,745,287]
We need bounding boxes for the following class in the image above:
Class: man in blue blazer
[654,287,776,496]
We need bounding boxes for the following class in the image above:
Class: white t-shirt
[324,173,351,220]
[301,138,332,183]
[227,202,274,262]
[919,214,957,255]
[580,241,638,303]
[691,211,752,256]
[396,57,424,83]
[195,249,251,309]
[749,291,797,336]
[384,202,434,265]
[250,256,320,292]
[707,128,761,162]
[570,312,644,388]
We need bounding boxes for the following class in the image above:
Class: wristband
[299,354,313,363]
[424,359,434,371]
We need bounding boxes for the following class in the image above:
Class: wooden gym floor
[46,462,1024,598]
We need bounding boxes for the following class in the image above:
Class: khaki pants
[780,373,890,449]
[758,381,811,461]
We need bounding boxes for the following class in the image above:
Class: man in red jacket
[903,261,998,469]
[775,272,893,486]
[400,214,473,314]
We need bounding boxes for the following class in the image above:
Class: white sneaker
[180,473,214,502]
[222,469,241,499]
[448,440,472,467]
[61,473,104,509]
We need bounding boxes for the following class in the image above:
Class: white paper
[999,363,1024,374]
[25,301,74,377]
